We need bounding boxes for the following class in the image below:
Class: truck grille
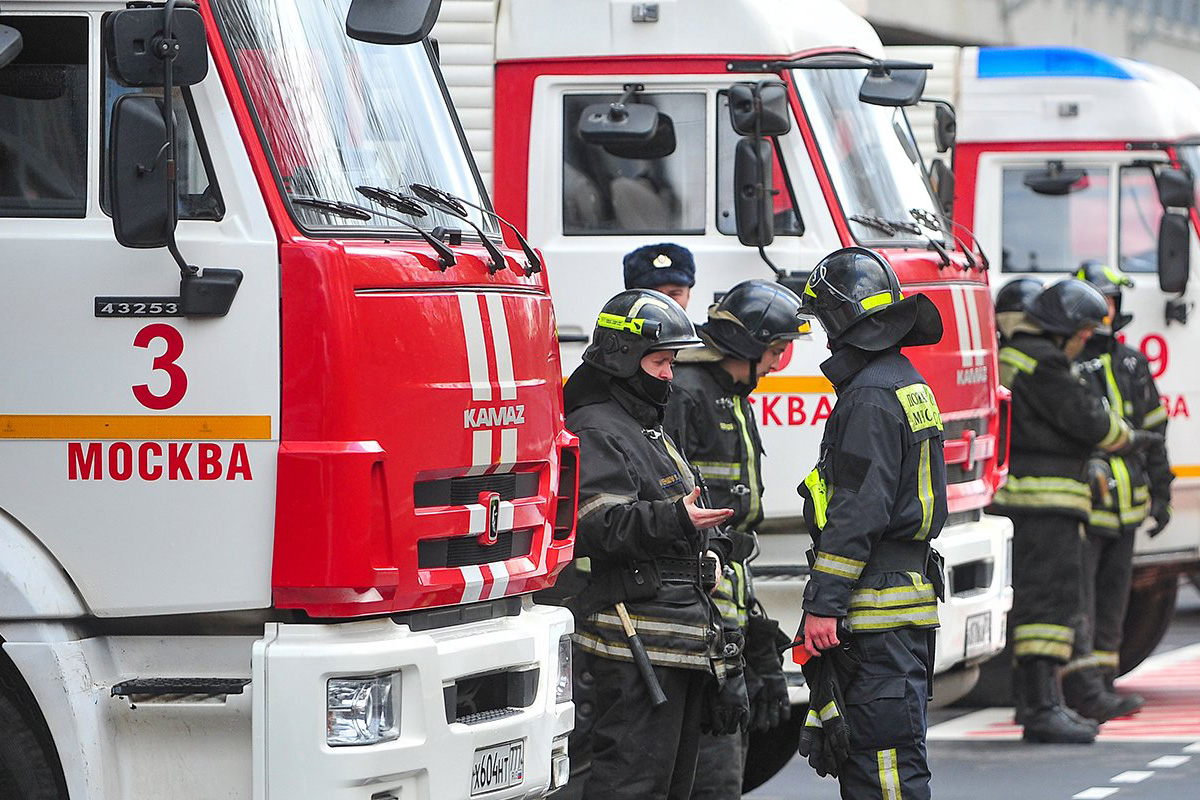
[414,471,540,507]
[418,528,534,568]
[944,415,988,485]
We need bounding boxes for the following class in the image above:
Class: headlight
[555,635,573,704]
[326,673,399,746]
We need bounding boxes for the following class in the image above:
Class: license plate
[965,611,992,659]
[471,739,525,796]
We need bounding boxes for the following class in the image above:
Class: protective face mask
[631,368,673,407]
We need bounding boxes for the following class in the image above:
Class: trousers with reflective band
[838,628,932,800]
[1006,511,1084,664]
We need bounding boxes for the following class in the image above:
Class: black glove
[744,615,792,732]
[1147,499,1172,537]
[1117,429,1165,455]
[701,673,750,735]
[797,640,860,778]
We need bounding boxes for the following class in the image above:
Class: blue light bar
[977,47,1134,80]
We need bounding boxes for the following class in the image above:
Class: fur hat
[623,243,696,290]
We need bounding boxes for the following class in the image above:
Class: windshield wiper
[290,194,456,270]
[411,183,543,276]
[359,185,506,275]
[848,214,897,236]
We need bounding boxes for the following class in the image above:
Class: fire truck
[436,0,1013,786]
[891,45,1200,699]
[0,1,577,798]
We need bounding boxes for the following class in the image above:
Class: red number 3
[133,324,188,410]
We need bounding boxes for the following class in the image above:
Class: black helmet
[1027,278,1109,337]
[704,279,808,361]
[995,277,1043,314]
[1076,260,1133,332]
[1075,260,1133,298]
[582,289,704,378]
[800,246,942,350]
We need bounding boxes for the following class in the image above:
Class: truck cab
[0,1,575,798]
[436,0,1013,787]
[928,45,1200,676]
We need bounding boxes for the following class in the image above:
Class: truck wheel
[1119,577,1178,674]
[0,694,64,799]
[742,714,801,793]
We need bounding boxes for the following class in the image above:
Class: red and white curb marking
[929,642,1200,742]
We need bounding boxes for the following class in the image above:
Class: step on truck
[0,1,578,798]
[891,44,1200,694]
[435,0,1014,788]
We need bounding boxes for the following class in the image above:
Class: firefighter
[624,242,697,309]
[989,278,1161,743]
[995,276,1043,346]
[795,247,948,800]
[663,279,805,800]
[1062,262,1173,721]
[565,288,746,800]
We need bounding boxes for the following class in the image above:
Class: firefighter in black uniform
[989,278,1160,743]
[1062,262,1173,721]
[565,289,746,800]
[663,279,805,800]
[795,247,948,800]
[995,276,1043,346]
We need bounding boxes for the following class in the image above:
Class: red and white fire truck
[892,45,1200,689]
[0,1,577,798]
[436,0,1013,785]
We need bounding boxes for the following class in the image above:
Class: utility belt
[807,540,945,601]
[570,554,715,618]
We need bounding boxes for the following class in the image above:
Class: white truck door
[0,11,280,616]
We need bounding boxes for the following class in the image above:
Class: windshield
[212,0,497,236]
[791,67,945,244]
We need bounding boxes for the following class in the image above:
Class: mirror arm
[758,245,787,281]
[155,0,196,280]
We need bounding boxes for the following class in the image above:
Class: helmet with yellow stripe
[800,247,943,350]
[583,289,704,378]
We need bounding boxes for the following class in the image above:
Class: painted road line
[1146,755,1190,768]
[1183,742,1200,753]
[1071,789,1118,800]
[1109,771,1153,784]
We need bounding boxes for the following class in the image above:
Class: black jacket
[1076,335,1172,533]
[991,331,1131,520]
[799,347,948,631]
[665,359,764,535]
[566,366,724,672]
[664,357,763,630]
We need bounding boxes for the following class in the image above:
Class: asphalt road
[747,578,1200,800]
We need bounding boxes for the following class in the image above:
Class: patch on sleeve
[895,383,943,433]
[831,449,870,492]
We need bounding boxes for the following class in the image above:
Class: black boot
[1099,665,1146,716]
[1018,658,1097,744]
[1064,665,1144,723]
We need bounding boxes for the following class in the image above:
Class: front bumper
[253,602,574,800]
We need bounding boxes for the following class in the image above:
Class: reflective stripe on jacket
[799,348,947,633]
[990,332,1132,521]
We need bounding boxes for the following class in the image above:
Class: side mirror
[934,104,956,153]
[859,66,927,107]
[110,94,172,248]
[728,80,791,137]
[930,158,954,217]
[1155,167,1194,209]
[1023,161,1087,196]
[107,7,208,87]
[346,0,443,45]
[0,24,22,70]
[1158,212,1190,295]
[734,138,775,248]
